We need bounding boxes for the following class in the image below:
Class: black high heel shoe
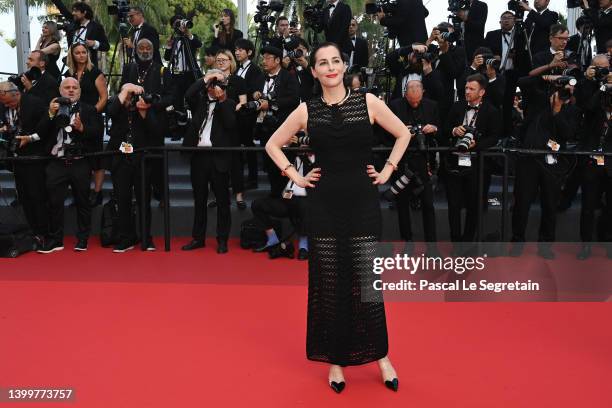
[329,380,345,394]
[384,378,399,392]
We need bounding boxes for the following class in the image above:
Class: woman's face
[221,13,231,26]
[73,45,88,65]
[311,46,345,89]
[215,54,231,72]
[42,24,50,37]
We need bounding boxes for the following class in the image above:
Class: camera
[166,105,189,132]
[448,0,470,12]
[56,17,77,33]
[0,120,19,156]
[303,0,327,33]
[173,19,194,31]
[594,67,610,82]
[481,54,501,70]
[456,126,479,152]
[130,93,161,108]
[437,26,461,43]
[254,0,284,24]
[206,78,228,91]
[55,97,73,128]
[8,66,42,90]
[382,167,425,201]
[108,0,131,21]
[410,124,428,151]
[365,0,398,15]
[508,0,527,19]
[283,36,304,59]
[551,76,577,101]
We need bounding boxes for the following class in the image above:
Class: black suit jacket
[525,9,559,56]
[106,96,165,151]
[567,33,592,69]
[349,36,369,69]
[463,0,488,60]
[211,29,243,52]
[67,20,110,68]
[323,1,352,54]
[183,79,237,172]
[388,97,442,150]
[584,7,612,54]
[240,62,264,98]
[445,100,501,151]
[164,33,203,77]
[130,23,162,64]
[26,71,60,105]
[39,101,102,155]
[484,28,531,74]
[0,93,47,157]
[253,69,300,127]
[120,61,175,111]
[380,0,428,47]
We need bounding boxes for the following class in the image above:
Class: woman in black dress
[34,21,62,81]
[211,9,243,52]
[265,43,411,393]
[66,43,108,206]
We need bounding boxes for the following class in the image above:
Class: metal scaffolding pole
[14,0,31,72]
[238,0,248,37]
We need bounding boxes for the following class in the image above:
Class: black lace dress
[305,90,388,366]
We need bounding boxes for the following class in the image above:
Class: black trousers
[111,154,152,243]
[13,161,48,237]
[231,114,259,192]
[46,159,91,242]
[169,72,195,139]
[511,157,563,242]
[580,161,612,242]
[190,153,231,241]
[251,195,308,236]
[445,167,479,242]
[394,156,437,242]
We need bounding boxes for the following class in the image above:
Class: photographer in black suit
[386,44,444,101]
[252,46,300,197]
[456,0,488,62]
[582,0,612,54]
[521,0,559,57]
[348,18,369,70]
[37,77,102,253]
[0,82,48,246]
[181,70,237,254]
[68,2,109,69]
[377,0,429,47]
[457,47,506,109]
[445,74,501,250]
[20,50,60,104]
[282,38,315,102]
[323,0,353,54]
[387,80,441,254]
[568,16,594,69]
[124,6,162,64]
[510,75,578,259]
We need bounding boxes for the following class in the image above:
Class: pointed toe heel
[384,378,399,392]
[329,381,345,393]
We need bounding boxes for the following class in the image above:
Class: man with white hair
[0,81,48,247]
[37,77,102,253]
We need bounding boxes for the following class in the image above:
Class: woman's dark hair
[309,42,349,96]
[219,9,236,46]
[71,2,94,20]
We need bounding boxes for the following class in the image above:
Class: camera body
[551,76,577,101]
[456,125,480,152]
[254,0,284,24]
[508,0,527,19]
[479,53,501,71]
[438,26,461,43]
[173,19,194,32]
[108,0,131,22]
[303,0,327,33]
[0,120,20,156]
[365,0,398,15]
[129,93,161,109]
[448,0,470,13]
[594,67,611,82]
[8,66,42,91]
[55,97,73,128]
[410,124,427,150]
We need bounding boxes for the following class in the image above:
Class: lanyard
[463,106,480,127]
[198,101,216,138]
[237,62,251,78]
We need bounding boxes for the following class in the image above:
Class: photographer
[20,51,61,105]
[386,44,444,101]
[510,77,578,259]
[581,0,612,54]
[323,0,353,54]
[456,0,488,62]
[376,0,429,47]
[212,9,243,53]
[348,18,369,70]
[567,15,594,69]
[68,2,109,69]
[164,14,203,140]
[124,6,162,64]
[427,23,467,120]
[575,55,612,259]
[37,78,102,253]
[34,21,62,81]
[445,74,501,250]
[269,16,292,52]
[522,0,559,56]
[457,47,506,109]
[235,39,264,189]
[282,37,315,102]
[0,82,49,246]
[106,81,164,253]
[387,80,441,254]
[252,46,300,197]
[181,70,237,254]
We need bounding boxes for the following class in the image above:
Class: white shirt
[349,36,356,66]
[284,155,314,197]
[329,0,339,18]
[133,23,144,45]
[501,29,514,71]
[198,100,216,147]
[75,20,99,50]
[236,61,251,79]
[52,110,77,158]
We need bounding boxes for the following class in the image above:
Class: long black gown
[305,90,389,366]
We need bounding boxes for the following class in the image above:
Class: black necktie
[467,105,479,112]
[268,75,277,80]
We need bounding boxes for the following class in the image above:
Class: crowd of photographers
[0,0,611,260]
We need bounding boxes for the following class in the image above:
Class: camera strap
[198,100,217,144]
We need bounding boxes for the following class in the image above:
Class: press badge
[546,139,559,165]
[458,153,472,167]
[282,189,293,199]
[120,142,134,154]
[594,155,605,166]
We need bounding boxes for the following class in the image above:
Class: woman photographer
[211,9,243,52]
[34,21,62,81]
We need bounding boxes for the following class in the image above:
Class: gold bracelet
[385,159,398,171]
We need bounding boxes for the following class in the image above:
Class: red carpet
[0,238,611,407]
